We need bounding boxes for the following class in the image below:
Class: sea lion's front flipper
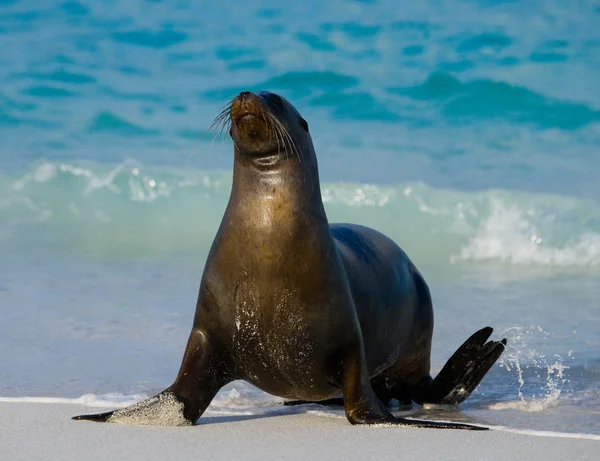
[283,397,344,407]
[341,350,488,430]
[72,392,193,426]
[72,410,115,422]
[72,329,228,426]
[414,327,507,406]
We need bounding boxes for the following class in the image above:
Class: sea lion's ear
[299,117,309,132]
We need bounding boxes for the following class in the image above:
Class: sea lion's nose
[231,92,257,121]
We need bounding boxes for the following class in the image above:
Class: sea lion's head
[215,91,314,169]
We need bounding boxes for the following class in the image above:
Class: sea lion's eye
[299,117,309,132]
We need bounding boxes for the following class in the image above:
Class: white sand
[1,402,599,461]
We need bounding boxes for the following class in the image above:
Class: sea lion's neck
[226,154,328,233]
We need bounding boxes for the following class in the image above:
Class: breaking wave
[1,160,599,268]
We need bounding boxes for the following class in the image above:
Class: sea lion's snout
[224,91,310,167]
[230,92,260,124]
[229,91,286,158]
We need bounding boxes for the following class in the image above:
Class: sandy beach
[1,402,598,461]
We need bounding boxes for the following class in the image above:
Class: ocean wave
[21,86,77,98]
[111,29,188,49]
[1,160,599,268]
[86,112,158,135]
[454,199,600,266]
[398,72,600,130]
[202,70,360,103]
[20,69,97,85]
[201,71,600,128]
[0,393,148,408]
[488,426,600,441]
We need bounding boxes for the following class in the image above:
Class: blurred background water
[1,0,599,435]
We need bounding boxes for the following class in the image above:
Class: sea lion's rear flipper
[414,327,507,406]
[72,329,228,425]
[341,350,488,430]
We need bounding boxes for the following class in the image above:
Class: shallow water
[1,0,599,436]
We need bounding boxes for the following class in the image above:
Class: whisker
[284,124,302,163]
[270,114,283,157]
[272,115,290,159]
[265,112,285,155]
[187,103,231,163]
[269,112,301,163]
[257,105,273,146]
[202,97,305,165]
[205,100,234,159]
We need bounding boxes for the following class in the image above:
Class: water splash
[490,326,572,412]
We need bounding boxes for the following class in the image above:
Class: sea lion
[73,91,506,429]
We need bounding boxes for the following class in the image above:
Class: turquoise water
[1,0,599,435]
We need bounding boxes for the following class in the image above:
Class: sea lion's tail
[414,327,507,405]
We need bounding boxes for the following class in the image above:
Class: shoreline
[1,401,598,461]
